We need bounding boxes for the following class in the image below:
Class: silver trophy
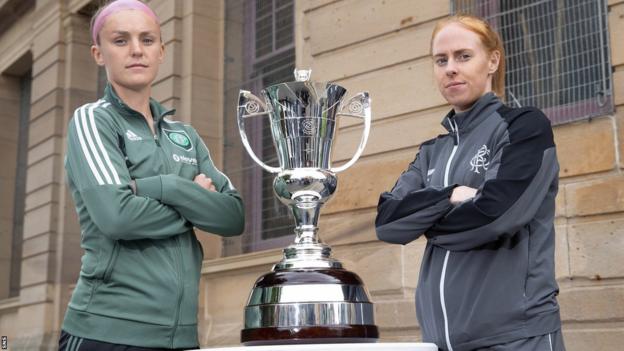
[237,69,378,345]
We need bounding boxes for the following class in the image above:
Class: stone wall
[0,0,621,349]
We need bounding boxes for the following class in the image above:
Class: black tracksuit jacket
[376,93,562,351]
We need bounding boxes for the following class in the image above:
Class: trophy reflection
[237,69,378,345]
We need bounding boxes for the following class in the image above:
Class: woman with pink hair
[58,1,245,350]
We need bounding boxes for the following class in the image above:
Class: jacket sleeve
[65,104,192,241]
[134,128,245,237]
[427,108,559,251]
[375,145,455,245]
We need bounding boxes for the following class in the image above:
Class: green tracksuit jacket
[62,84,245,348]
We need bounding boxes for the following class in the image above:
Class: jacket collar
[441,92,502,134]
[103,83,176,122]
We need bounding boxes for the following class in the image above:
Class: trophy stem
[291,199,321,245]
[273,200,343,270]
[273,212,342,271]
[271,174,345,271]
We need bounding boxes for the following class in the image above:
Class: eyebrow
[433,48,473,57]
[110,30,157,36]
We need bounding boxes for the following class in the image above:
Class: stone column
[10,0,97,348]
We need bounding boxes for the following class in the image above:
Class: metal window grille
[452,0,613,124]
[223,0,295,255]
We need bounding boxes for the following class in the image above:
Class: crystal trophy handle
[330,92,371,173]
[237,90,281,174]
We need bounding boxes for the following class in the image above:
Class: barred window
[223,0,295,255]
[452,0,613,124]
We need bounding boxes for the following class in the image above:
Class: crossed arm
[376,108,557,250]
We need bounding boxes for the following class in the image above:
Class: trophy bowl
[237,69,377,345]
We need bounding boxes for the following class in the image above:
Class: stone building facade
[0,0,622,350]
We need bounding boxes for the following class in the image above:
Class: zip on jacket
[440,118,459,351]
[375,93,562,350]
[62,84,245,348]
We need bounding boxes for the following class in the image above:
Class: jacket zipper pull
[450,120,459,145]
[154,134,160,147]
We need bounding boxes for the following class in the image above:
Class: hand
[450,186,477,205]
[194,173,217,192]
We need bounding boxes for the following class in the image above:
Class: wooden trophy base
[241,325,379,346]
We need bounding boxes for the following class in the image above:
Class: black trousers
[58,330,197,351]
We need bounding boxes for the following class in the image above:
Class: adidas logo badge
[126,130,142,141]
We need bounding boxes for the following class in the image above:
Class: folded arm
[134,128,245,237]
[66,104,191,241]
[376,147,455,245]
[427,108,559,251]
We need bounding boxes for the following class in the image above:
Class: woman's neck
[111,83,153,119]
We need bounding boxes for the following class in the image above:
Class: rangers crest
[470,145,490,174]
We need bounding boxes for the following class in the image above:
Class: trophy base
[241,268,379,345]
[241,325,379,346]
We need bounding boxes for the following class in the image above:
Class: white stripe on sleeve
[88,102,121,185]
[80,101,113,184]
[73,104,105,185]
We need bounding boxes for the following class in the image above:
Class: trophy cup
[237,69,378,345]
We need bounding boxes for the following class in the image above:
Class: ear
[91,45,105,66]
[488,50,501,75]
[159,41,165,64]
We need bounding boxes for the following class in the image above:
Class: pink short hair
[91,0,159,45]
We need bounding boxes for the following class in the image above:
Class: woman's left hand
[194,173,217,192]
[450,186,477,205]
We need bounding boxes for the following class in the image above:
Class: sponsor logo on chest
[172,153,198,166]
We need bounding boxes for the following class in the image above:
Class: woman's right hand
[194,173,217,192]
[450,185,477,205]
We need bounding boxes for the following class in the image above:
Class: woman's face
[431,23,500,112]
[91,9,163,92]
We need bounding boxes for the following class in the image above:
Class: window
[9,73,30,297]
[223,0,295,255]
[452,0,613,124]
[0,70,30,299]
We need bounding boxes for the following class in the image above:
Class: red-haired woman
[376,15,565,351]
